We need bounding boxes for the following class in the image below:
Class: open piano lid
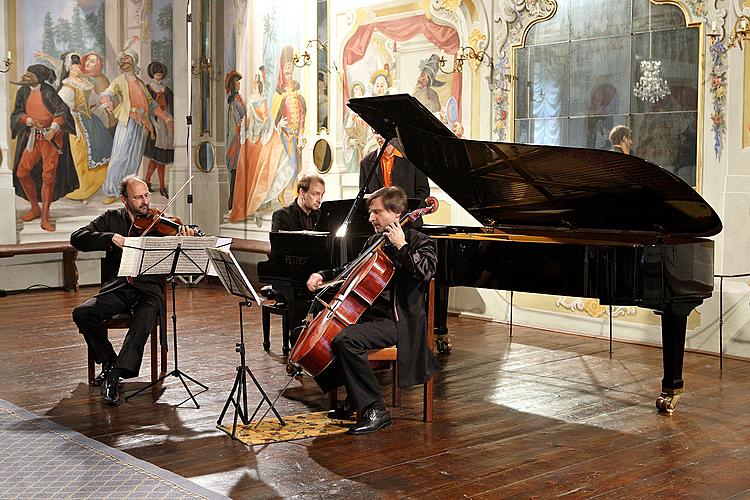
[348,94,722,238]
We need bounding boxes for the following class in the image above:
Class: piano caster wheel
[656,392,680,414]
[263,342,271,352]
[435,336,452,354]
[282,348,290,357]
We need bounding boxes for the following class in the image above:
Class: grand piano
[343,94,722,414]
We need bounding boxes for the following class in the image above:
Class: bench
[229,238,271,255]
[0,241,79,291]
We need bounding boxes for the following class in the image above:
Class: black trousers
[330,317,397,413]
[72,285,160,379]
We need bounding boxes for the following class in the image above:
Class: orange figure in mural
[11,64,78,231]
[269,45,306,206]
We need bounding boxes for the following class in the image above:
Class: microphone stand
[334,131,395,268]
[335,131,395,240]
[180,0,201,287]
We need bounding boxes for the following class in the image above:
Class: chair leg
[262,306,271,351]
[393,363,401,407]
[87,346,95,384]
[423,378,433,422]
[150,327,158,384]
[281,311,290,356]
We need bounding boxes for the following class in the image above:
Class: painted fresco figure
[100,50,170,205]
[10,64,77,232]
[225,70,245,212]
[229,68,286,223]
[269,45,306,206]
[412,54,444,113]
[363,66,393,155]
[59,63,112,204]
[81,52,116,130]
[143,61,174,198]
[342,81,368,172]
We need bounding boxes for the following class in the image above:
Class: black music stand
[122,236,217,408]
[207,247,288,438]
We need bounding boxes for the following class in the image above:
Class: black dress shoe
[348,408,391,435]
[91,362,114,387]
[100,377,120,406]
[327,399,355,420]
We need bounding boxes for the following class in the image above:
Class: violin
[131,208,204,237]
[128,176,205,237]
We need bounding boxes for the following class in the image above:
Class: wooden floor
[2,283,750,499]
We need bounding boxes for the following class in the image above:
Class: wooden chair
[87,315,166,384]
[330,278,436,422]
[86,261,167,384]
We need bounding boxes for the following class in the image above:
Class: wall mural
[340,13,464,173]
[10,0,173,237]
[227,0,306,224]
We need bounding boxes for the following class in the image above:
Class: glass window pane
[570,0,630,39]
[631,111,697,186]
[527,1,569,45]
[631,27,699,113]
[632,0,686,33]
[569,35,631,118]
[525,43,570,119]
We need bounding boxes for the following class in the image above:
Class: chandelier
[633,59,671,103]
[633,1,671,103]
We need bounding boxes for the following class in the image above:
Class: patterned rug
[0,399,225,499]
[218,411,354,445]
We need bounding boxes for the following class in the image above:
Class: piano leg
[433,284,452,353]
[657,303,696,414]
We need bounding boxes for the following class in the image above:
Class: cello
[287,196,439,378]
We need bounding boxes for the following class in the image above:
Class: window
[514,0,700,187]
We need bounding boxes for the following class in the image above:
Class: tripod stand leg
[245,367,286,426]
[217,366,250,433]
[178,369,209,390]
[124,370,171,401]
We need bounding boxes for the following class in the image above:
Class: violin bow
[139,175,194,236]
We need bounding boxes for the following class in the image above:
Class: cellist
[306,186,440,434]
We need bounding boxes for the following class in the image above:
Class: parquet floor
[1,282,749,498]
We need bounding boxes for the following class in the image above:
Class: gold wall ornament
[0,50,12,73]
[709,13,750,49]
[437,45,490,74]
[293,39,327,68]
[555,297,637,319]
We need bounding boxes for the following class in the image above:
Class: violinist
[306,186,440,434]
[71,175,199,405]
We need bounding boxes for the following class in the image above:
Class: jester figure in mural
[143,61,175,199]
[229,67,286,223]
[59,62,113,204]
[100,49,170,205]
[269,45,306,206]
[225,70,245,212]
[10,64,78,232]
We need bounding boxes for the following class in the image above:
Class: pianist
[271,174,325,232]
[306,186,440,434]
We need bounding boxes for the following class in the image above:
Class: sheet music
[205,247,262,304]
[206,237,233,275]
[118,236,219,277]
